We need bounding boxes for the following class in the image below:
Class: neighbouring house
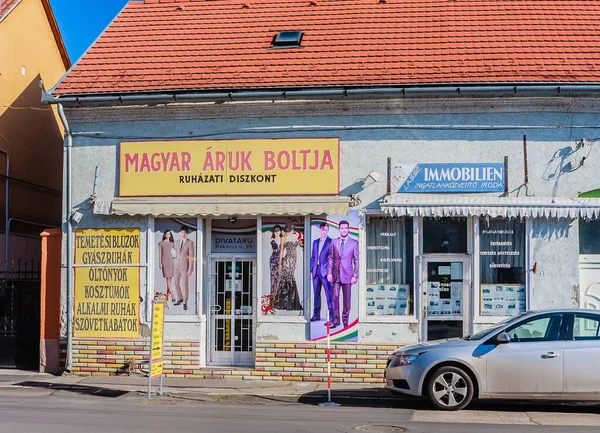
[0,0,70,369]
[44,0,600,382]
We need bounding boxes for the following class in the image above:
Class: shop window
[579,219,600,254]
[423,217,468,254]
[479,218,526,317]
[366,217,414,316]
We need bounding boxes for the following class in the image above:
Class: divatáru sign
[392,163,505,193]
[74,228,141,338]
[119,138,340,196]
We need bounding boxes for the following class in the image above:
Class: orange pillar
[40,228,62,373]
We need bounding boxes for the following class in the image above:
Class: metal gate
[0,261,40,369]
[209,257,255,366]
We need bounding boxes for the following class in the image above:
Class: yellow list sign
[119,138,340,196]
[74,228,140,338]
[151,360,163,378]
[151,302,164,362]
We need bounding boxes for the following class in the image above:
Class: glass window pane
[579,219,600,254]
[506,314,563,342]
[480,218,526,317]
[366,217,414,316]
[573,315,600,339]
[423,217,467,253]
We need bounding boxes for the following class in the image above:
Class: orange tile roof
[54,0,600,96]
[0,0,21,20]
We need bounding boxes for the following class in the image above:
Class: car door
[485,313,566,397]
[563,312,600,398]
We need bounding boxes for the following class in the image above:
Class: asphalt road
[0,391,599,433]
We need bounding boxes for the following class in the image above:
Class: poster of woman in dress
[269,225,282,299]
[310,211,359,342]
[154,218,197,315]
[261,217,304,316]
[157,230,176,301]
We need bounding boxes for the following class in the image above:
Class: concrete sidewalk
[0,369,393,402]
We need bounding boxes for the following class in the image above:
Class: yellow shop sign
[119,138,340,196]
[74,228,140,338]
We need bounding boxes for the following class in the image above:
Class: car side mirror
[496,332,510,344]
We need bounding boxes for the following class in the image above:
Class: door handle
[541,352,559,359]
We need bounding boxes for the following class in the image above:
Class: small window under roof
[272,30,303,48]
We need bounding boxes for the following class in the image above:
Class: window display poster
[154,218,197,315]
[310,211,360,342]
[426,262,463,316]
[366,285,410,316]
[260,216,305,317]
[481,284,526,316]
[428,282,441,315]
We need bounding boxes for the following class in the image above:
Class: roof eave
[43,82,600,107]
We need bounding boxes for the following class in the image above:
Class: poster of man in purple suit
[310,222,333,323]
[310,211,359,341]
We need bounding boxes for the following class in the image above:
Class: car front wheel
[426,366,474,410]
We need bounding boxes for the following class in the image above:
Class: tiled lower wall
[63,339,397,382]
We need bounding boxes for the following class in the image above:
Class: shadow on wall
[0,75,63,235]
[532,218,573,240]
[340,179,387,210]
[543,140,595,197]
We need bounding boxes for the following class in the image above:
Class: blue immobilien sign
[392,163,505,193]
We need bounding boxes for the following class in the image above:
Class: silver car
[386,309,600,410]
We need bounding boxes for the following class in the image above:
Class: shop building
[43,0,600,380]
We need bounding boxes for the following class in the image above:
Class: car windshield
[464,312,530,341]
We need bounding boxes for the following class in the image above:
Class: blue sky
[50,0,129,63]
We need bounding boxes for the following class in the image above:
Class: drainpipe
[57,103,73,373]
[0,149,9,277]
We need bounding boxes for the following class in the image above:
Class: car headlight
[388,354,419,367]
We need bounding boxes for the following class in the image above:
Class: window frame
[364,216,415,317]
[473,217,532,325]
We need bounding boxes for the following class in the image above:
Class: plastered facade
[59,96,599,376]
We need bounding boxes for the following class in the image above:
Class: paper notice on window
[453,299,462,315]
[428,299,440,315]
[504,285,517,301]
[438,266,451,275]
[428,282,440,296]
[451,262,463,279]
[451,282,462,298]
[441,299,452,314]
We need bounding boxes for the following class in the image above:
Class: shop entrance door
[421,257,470,341]
[209,257,255,365]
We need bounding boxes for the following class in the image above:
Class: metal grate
[0,259,41,368]
[209,258,255,365]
